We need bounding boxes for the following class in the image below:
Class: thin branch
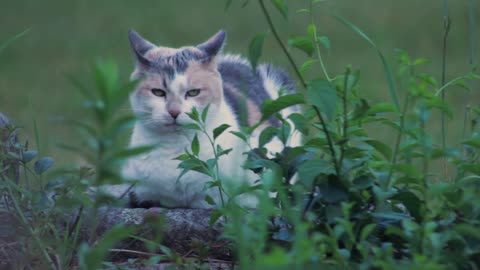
[440,0,450,178]
[339,68,350,167]
[310,0,332,82]
[258,0,307,88]
[313,106,340,176]
[258,0,339,174]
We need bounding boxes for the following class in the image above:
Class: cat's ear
[197,30,226,58]
[128,29,155,67]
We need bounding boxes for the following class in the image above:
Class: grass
[0,0,477,167]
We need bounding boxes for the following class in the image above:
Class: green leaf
[462,138,480,148]
[213,124,230,140]
[248,32,267,69]
[270,0,288,19]
[371,212,411,221]
[259,126,278,147]
[34,157,54,175]
[78,225,135,270]
[334,14,400,111]
[217,145,233,157]
[191,134,200,156]
[182,123,202,131]
[367,102,397,115]
[201,104,210,123]
[186,107,200,122]
[0,28,30,54]
[261,94,304,121]
[204,195,216,205]
[455,224,480,240]
[317,35,331,52]
[307,23,316,38]
[177,159,210,178]
[297,158,331,189]
[174,153,190,161]
[306,79,337,121]
[261,162,284,190]
[22,150,38,163]
[209,209,223,226]
[224,0,233,10]
[300,59,318,76]
[288,35,313,56]
[318,175,349,203]
[360,224,377,241]
[352,175,373,190]
[230,131,248,142]
[365,139,392,160]
[288,113,309,135]
[108,145,154,160]
[391,191,423,221]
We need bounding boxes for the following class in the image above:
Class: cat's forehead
[144,46,207,78]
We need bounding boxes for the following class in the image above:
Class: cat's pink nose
[168,109,181,119]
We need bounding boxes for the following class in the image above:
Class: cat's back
[217,54,296,127]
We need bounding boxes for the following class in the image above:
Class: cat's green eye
[186,89,201,97]
[151,88,166,97]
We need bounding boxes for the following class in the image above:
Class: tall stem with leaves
[258,0,340,177]
[309,0,331,82]
[440,0,450,178]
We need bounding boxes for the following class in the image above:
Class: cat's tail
[256,64,302,148]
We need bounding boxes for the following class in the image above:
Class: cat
[120,29,300,209]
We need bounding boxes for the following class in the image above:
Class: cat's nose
[168,109,181,119]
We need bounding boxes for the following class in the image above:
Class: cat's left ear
[197,30,226,59]
[128,28,155,67]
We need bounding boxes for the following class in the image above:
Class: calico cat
[121,29,300,209]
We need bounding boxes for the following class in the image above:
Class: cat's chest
[128,135,214,175]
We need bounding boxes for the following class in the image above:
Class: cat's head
[128,29,226,132]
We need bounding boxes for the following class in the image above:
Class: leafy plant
[218,1,480,269]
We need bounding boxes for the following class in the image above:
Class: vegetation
[1,0,479,269]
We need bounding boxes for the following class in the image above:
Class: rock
[89,206,228,259]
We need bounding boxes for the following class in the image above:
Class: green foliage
[2,1,480,269]
[0,60,153,269]
[248,32,268,69]
[218,1,480,269]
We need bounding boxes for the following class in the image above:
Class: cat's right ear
[128,29,155,67]
[197,30,226,59]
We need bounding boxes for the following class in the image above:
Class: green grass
[0,0,477,167]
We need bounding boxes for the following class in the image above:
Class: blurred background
[0,0,478,166]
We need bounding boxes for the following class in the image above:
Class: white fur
[122,69,257,208]
[116,51,300,209]
[123,101,253,208]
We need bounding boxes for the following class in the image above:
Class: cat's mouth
[164,122,181,128]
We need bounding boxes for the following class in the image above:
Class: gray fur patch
[218,55,294,127]
[146,49,210,79]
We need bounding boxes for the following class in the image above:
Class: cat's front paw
[127,191,163,209]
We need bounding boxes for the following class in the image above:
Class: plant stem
[339,68,350,167]
[440,0,450,178]
[386,68,412,187]
[310,0,332,82]
[203,127,226,207]
[313,106,341,176]
[258,0,307,89]
[258,0,339,176]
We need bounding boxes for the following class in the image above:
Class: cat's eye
[186,89,201,97]
[151,88,166,97]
